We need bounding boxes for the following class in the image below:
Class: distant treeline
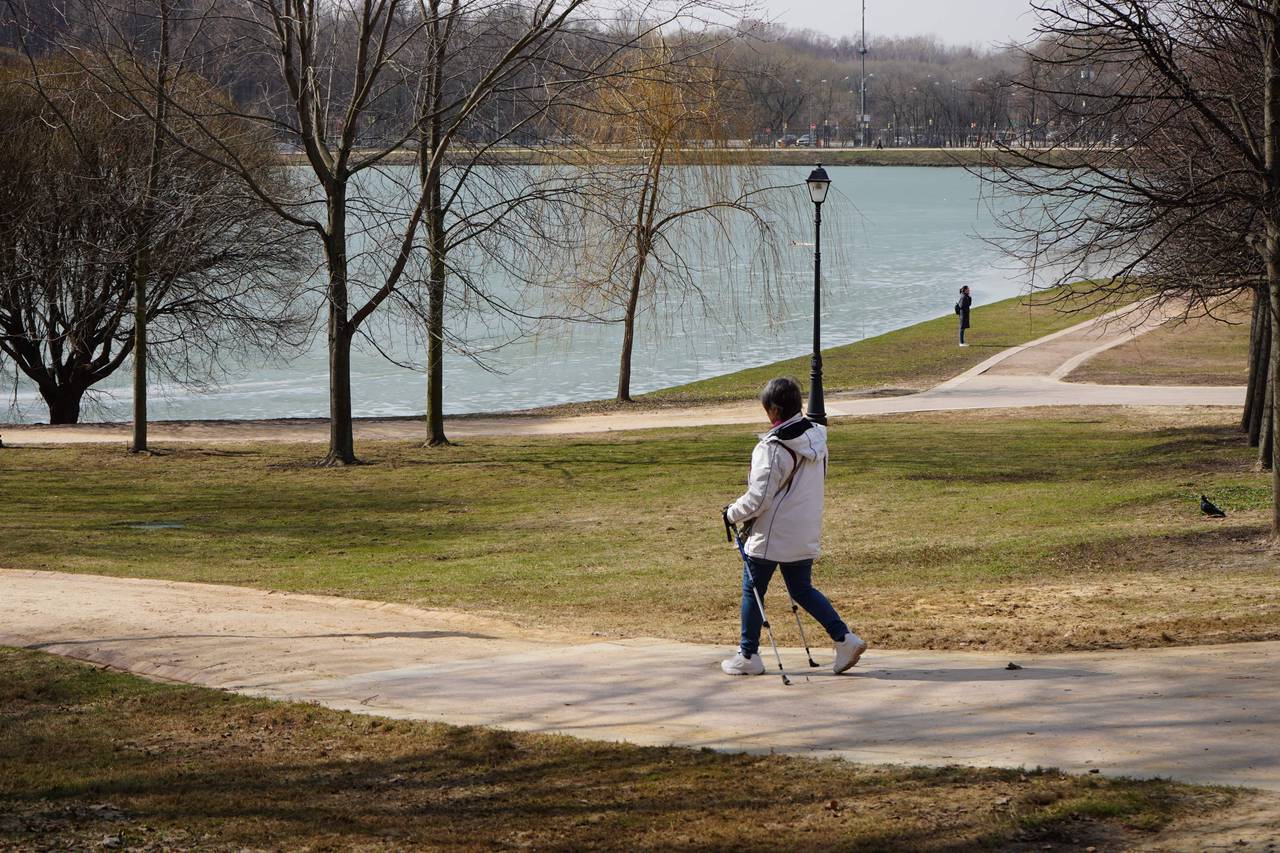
[1,7,1084,150]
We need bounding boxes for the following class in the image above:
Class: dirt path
[0,300,1245,445]
[4,568,1279,806]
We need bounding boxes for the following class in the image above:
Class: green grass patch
[1,407,1273,653]
[0,647,1212,850]
[649,286,1121,404]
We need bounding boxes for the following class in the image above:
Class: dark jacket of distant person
[956,288,972,330]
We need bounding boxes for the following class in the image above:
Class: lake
[0,166,1041,423]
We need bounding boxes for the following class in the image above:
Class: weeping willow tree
[563,36,790,402]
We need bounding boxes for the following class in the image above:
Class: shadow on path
[26,630,497,650]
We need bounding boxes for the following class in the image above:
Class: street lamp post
[805,164,830,425]
[859,0,868,147]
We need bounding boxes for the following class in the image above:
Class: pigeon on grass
[1200,495,1227,518]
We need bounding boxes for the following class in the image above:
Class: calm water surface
[1,166,1039,423]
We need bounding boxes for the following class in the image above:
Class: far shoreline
[0,288,1128,430]
[283,146,1096,169]
[0,385,912,432]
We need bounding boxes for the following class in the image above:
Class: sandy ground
[0,299,1245,445]
[1133,795,1280,853]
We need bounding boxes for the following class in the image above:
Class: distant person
[874,139,883,150]
[720,377,867,677]
[956,285,972,346]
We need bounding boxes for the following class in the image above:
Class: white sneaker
[721,652,766,676]
[833,633,868,674]
[959,342,969,347]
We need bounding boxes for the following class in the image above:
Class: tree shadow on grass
[1126,424,1253,464]
[1050,524,1272,573]
[0,724,1153,852]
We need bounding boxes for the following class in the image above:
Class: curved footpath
[0,299,1246,444]
[2,568,1279,802]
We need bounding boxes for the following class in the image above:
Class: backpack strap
[741,443,801,540]
[773,442,801,498]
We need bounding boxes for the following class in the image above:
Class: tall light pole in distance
[859,0,868,146]
[805,164,831,425]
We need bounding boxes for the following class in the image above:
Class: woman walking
[720,377,867,676]
[956,285,972,346]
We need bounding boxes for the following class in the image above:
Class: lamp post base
[808,352,826,426]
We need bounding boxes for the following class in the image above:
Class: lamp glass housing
[806,164,831,205]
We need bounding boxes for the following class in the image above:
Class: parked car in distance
[795,133,814,146]
[775,133,798,148]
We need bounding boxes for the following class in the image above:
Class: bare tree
[412,0,600,446]
[563,35,788,402]
[977,0,1280,537]
[14,0,443,462]
[38,0,745,458]
[0,56,305,425]
[404,1,752,443]
[130,0,171,452]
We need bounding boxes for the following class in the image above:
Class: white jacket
[725,413,828,562]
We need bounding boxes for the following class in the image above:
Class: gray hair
[760,377,803,419]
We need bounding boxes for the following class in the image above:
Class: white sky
[759,0,1040,48]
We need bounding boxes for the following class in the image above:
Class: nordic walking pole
[726,516,790,686]
[788,598,820,668]
[728,518,817,669]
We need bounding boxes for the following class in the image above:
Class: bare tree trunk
[41,384,86,425]
[1262,369,1275,470]
[1268,293,1280,477]
[1244,285,1266,432]
[1250,316,1272,447]
[617,254,645,402]
[328,319,357,466]
[1266,0,1280,533]
[425,208,448,446]
[617,150,663,403]
[322,203,357,466]
[131,0,170,454]
[421,0,449,448]
[131,266,148,449]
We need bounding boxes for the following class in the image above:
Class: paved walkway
[3,569,1278,793]
[0,300,1245,445]
[820,298,1242,418]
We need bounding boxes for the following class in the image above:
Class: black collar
[772,417,814,441]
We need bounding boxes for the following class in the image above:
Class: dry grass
[1067,302,1251,387]
[0,647,1218,851]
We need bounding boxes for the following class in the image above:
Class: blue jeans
[739,556,849,657]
